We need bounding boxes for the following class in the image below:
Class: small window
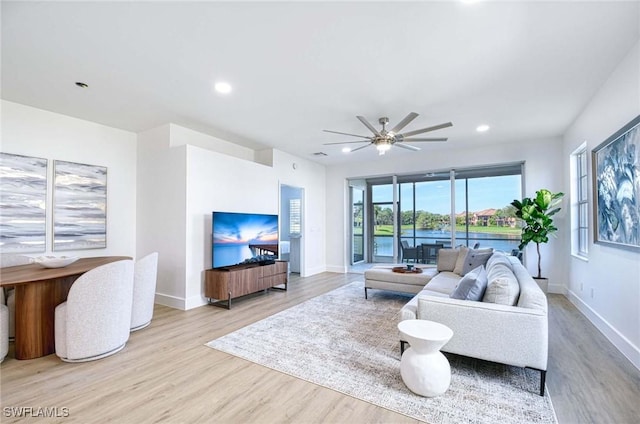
[290,199,301,235]
[572,145,589,257]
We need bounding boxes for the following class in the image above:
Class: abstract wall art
[53,160,107,251]
[592,115,640,251]
[0,152,48,253]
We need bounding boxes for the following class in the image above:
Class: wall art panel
[53,160,107,251]
[0,152,48,253]
[592,115,640,251]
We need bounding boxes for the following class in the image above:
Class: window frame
[572,144,589,258]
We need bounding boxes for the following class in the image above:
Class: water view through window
[370,167,522,260]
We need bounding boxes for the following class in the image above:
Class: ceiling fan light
[376,143,391,154]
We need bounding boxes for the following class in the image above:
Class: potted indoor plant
[511,189,564,292]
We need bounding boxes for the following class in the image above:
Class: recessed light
[342,147,352,153]
[476,124,490,132]
[75,82,88,88]
[214,81,232,94]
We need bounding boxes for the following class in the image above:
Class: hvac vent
[312,152,328,156]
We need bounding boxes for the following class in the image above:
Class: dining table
[0,256,131,360]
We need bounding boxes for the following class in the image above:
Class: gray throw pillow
[461,250,494,276]
[450,265,488,301]
[437,248,459,272]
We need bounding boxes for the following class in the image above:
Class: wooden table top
[0,256,132,286]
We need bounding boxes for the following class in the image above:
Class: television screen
[212,211,279,268]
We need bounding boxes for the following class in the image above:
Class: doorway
[280,184,304,275]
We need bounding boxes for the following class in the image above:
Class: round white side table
[398,319,454,397]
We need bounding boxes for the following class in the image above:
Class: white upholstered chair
[55,260,134,362]
[130,252,158,332]
[1,303,8,363]
[1,254,32,340]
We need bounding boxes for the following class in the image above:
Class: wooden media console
[204,261,288,309]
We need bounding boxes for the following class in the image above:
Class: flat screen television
[212,211,279,268]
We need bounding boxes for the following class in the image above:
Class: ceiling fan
[323,112,453,155]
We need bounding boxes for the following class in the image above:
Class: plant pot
[533,277,548,294]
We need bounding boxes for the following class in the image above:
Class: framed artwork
[53,160,107,251]
[592,115,640,251]
[0,152,48,253]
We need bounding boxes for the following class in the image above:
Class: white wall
[324,137,567,291]
[137,125,187,307]
[271,149,327,277]
[1,100,137,258]
[137,124,327,309]
[184,145,279,309]
[562,40,640,369]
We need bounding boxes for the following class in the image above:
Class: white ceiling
[2,1,639,165]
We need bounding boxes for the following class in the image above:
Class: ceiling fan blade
[402,137,448,142]
[389,112,419,134]
[349,144,372,152]
[356,116,380,135]
[323,140,372,145]
[323,129,371,139]
[399,122,453,138]
[395,143,421,151]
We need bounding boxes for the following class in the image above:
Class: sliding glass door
[352,163,522,266]
[351,186,364,264]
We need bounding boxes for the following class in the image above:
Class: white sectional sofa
[369,248,548,396]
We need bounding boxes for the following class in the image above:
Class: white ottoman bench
[364,265,437,298]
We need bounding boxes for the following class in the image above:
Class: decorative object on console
[32,255,79,268]
[511,189,564,279]
[53,160,107,251]
[323,112,452,155]
[0,152,48,253]
[592,114,640,251]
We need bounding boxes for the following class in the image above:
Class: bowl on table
[32,256,79,268]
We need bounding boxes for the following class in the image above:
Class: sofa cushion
[486,251,513,271]
[452,246,469,275]
[482,263,520,306]
[461,250,494,275]
[437,248,459,272]
[453,247,493,275]
[423,271,461,295]
[450,265,488,301]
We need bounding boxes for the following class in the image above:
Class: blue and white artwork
[594,116,640,250]
[0,152,48,253]
[53,160,107,251]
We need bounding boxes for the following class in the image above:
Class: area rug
[206,282,557,424]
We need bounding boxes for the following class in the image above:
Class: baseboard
[567,289,640,371]
[325,265,348,273]
[186,295,208,310]
[547,283,567,294]
[302,265,328,277]
[154,292,186,310]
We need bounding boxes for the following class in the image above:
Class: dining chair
[400,241,419,263]
[130,252,159,332]
[0,254,32,340]
[420,243,444,264]
[55,260,134,362]
[0,304,8,363]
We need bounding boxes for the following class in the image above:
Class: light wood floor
[1,272,638,423]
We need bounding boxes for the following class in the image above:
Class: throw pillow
[461,250,494,276]
[450,265,488,301]
[482,263,520,306]
[452,246,469,275]
[486,251,513,272]
[437,248,459,272]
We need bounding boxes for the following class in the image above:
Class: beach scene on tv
[212,212,279,268]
